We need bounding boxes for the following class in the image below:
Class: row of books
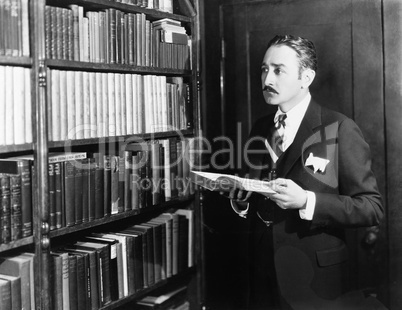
[48,70,191,142]
[51,208,194,309]
[0,0,30,57]
[111,0,173,13]
[0,252,35,310]
[3,137,194,233]
[45,5,190,69]
[0,65,32,146]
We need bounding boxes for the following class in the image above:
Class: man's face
[261,45,306,112]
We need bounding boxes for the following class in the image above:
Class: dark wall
[199,0,402,309]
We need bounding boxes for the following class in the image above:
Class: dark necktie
[268,113,287,158]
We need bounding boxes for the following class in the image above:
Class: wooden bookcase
[0,0,205,309]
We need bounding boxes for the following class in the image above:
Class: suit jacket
[242,100,383,309]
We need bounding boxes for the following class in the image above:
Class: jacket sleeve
[311,118,384,228]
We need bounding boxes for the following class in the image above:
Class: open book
[190,171,276,194]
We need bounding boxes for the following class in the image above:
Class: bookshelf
[0,0,204,309]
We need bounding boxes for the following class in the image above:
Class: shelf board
[48,129,195,149]
[0,143,33,154]
[50,0,192,22]
[49,195,194,238]
[100,266,196,310]
[45,59,192,76]
[0,56,32,67]
[0,236,34,253]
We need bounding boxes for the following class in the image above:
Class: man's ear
[301,69,316,89]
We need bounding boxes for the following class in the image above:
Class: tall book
[0,159,32,238]
[9,174,22,241]
[74,241,112,306]
[0,274,21,310]
[63,160,75,227]
[92,153,104,219]
[62,246,99,310]
[81,236,119,301]
[0,174,11,244]
[0,278,12,310]
[0,254,32,310]
[90,232,127,298]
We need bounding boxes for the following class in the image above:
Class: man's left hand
[265,178,307,210]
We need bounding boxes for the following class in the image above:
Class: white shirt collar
[274,92,311,129]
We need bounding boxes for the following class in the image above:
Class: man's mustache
[263,86,278,94]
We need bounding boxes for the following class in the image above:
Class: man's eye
[274,68,282,74]
[261,67,268,73]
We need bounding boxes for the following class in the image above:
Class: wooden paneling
[384,0,402,308]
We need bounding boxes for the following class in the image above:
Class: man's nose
[263,70,274,86]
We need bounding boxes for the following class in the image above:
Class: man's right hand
[219,187,252,202]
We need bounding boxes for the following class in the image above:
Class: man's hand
[266,178,307,210]
[219,187,252,202]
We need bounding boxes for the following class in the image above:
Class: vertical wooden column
[31,0,51,309]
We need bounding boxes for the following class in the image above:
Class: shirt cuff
[230,199,249,218]
[299,191,316,220]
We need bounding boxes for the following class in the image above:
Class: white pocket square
[305,153,330,173]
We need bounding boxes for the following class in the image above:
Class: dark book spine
[74,159,83,224]
[103,155,111,216]
[10,174,22,241]
[54,162,63,229]
[115,10,121,64]
[177,214,189,273]
[118,154,125,213]
[68,254,78,310]
[75,254,87,310]
[110,155,119,215]
[107,9,116,64]
[64,161,76,227]
[81,159,89,223]
[159,144,166,203]
[124,151,132,211]
[133,234,144,290]
[49,163,56,230]
[88,158,96,221]
[144,150,153,207]
[94,154,104,219]
[0,175,11,243]
[170,138,178,199]
[131,154,139,210]
[19,161,32,237]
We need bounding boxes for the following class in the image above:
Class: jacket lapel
[277,100,322,177]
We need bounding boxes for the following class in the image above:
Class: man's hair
[267,34,318,75]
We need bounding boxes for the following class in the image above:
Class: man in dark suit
[224,35,384,309]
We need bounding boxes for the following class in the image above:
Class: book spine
[49,163,56,231]
[81,158,89,223]
[9,174,22,241]
[110,155,119,215]
[64,161,76,227]
[54,162,63,229]
[88,158,96,221]
[68,254,78,310]
[0,279,12,309]
[19,161,32,237]
[94,154,104,219]
[0,175,11,243]
[118,154,125,213]
[124,151,132,211]
[103,155,111,216]
[74,159,83,225]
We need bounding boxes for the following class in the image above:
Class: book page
[191,171,276,194]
